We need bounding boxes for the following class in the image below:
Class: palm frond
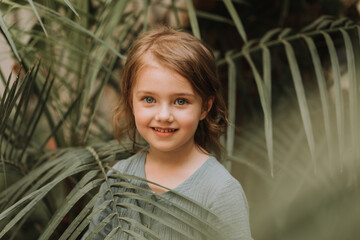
[0,63,43,167]
[0,11,20,61]
[185,0,200,39]
[1,2,360,239]
[218,16,360,174]
[63,0,79,18]
[223,0,247,42]
[224,50,237,171]
[0,142,250,239]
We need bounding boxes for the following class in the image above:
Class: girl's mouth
[152,127,177,133]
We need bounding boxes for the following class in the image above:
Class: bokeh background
[1,0,360,239]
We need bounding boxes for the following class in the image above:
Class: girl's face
[132,57,209,155]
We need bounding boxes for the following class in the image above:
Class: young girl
[84,27,252,240]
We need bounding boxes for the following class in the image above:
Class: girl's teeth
[154,128,175,133]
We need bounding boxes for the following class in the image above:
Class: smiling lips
[152,127,178,137]
[153,127,177,133]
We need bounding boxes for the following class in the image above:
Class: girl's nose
[155,105,174,122]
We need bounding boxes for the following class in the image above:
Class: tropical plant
[1,0,360,239]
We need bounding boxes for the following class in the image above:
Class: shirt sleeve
[208,178,253,240]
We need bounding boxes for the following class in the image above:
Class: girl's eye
[144,97,155,104]
[175,98,187,105]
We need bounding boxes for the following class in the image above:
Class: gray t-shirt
[83,150,252,239]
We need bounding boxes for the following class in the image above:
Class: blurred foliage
[0,0,360,239]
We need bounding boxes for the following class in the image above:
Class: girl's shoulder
[202,157,242,188]
[184,156,246,203]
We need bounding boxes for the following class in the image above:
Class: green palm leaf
[185,0,200,39]
[1,1,360,239]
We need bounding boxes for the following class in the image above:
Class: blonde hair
[113,26,228,159]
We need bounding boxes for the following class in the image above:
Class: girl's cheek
[134,107,153,119]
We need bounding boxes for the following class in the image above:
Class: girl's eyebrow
[135,91,195,97]
[173,93,195,97]
[135,91,153,95]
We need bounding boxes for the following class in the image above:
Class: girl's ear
[200,97,214,120]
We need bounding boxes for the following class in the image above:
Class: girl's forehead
[134,54,179,83]
[131,63,204,99]
[131,52,204,97]
[135,64,190,88]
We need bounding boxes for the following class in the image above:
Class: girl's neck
[144,143,210,194]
